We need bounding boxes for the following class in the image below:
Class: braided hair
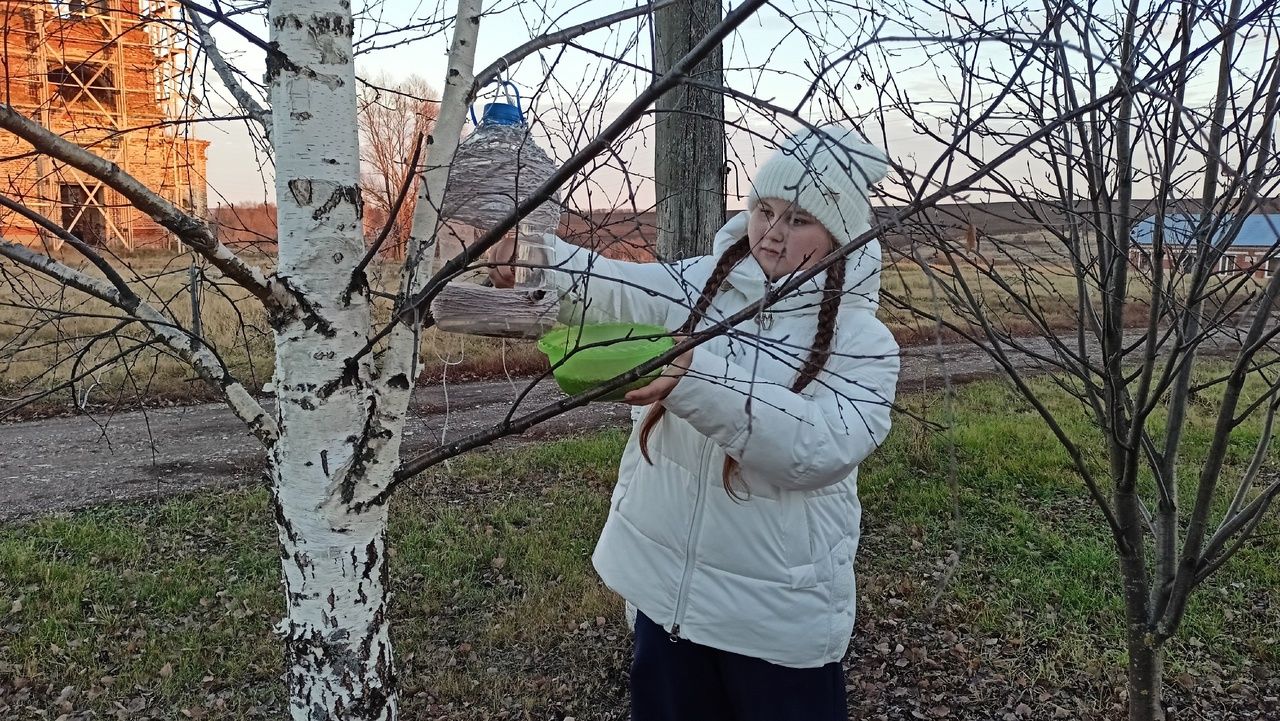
[638,235,848,496]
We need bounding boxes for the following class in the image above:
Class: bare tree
[4,0,1272,718]
[866,1,1280,719]
[358,74,437,257]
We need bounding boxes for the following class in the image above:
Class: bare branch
[0,106,285,312]
[471,1,675,100]
[186,4,273,142]
[0,239,277,443]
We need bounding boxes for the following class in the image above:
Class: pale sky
[193,0,1248,210]
[195,0,935,209]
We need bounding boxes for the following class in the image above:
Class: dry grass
[0,251,549,416]
[1,242,1154,416]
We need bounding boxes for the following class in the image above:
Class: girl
[490,125,899,721]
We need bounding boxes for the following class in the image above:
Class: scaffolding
[1,0,205,250]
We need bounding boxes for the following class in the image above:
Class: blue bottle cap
[481,102,524,126]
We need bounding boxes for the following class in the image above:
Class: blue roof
[1132,213,1280,248]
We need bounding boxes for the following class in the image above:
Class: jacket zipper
[669,438,716,641]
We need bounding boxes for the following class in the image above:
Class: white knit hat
[746,125,888,246]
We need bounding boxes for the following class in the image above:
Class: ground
[0,336,1024,521]
[1,333,1275,721]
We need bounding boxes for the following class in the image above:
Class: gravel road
[0,335,1156,521]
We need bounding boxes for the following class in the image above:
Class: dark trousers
[630,611,847,721]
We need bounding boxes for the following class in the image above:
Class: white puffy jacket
[547,211,900,668]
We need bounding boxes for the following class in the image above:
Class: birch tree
[0,0,777,717]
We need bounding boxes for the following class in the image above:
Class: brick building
[0,0,208,250]
[1131,213,1280,279]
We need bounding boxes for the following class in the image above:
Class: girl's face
[747,198,837,281]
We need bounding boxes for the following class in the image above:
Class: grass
[0,252,547,418]
[2,373,1277,719]
[1,243,1159,418]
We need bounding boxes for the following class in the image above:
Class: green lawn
[1,377,1276,719]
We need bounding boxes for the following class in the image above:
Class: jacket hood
[712,211,881,314]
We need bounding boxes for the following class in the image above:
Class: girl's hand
[487,234,518,288]
[624,346,693,406]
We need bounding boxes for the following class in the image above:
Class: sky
[194,0,933,209]
[191,0,1254,210]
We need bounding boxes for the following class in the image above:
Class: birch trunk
[267,0,395,718]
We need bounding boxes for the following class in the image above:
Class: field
[1,244,1133,417]
[0,375,1276,720]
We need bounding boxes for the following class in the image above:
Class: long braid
[791,253,845,393]
[639,238,846,497]
[639,236,751,464]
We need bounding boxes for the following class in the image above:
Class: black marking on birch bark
[359,603,386,658]
[386,373,409,390]
[339,415,380,505]
[291,111,313,121]
[320,449,330,476]
[272,15,304,30]
[309,13,350,36]
[271,490,298,544]
[338,399,391,506]
[264,42,284,83]
[362,539,380,581]
[323,358,363,398]
[288,179,314,206]
[356,583,367,604]
[311,184,364,221]
[273,275,338,338]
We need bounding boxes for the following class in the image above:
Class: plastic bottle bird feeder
[431,82,562,339]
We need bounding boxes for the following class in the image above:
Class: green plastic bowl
[537,323,675,401]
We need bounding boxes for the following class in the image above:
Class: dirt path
[0,336,1138,521]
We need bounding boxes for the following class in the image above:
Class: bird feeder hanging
[432,81,562,338]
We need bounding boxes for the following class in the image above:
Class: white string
[431,332,466,471]
[500,338,517,394]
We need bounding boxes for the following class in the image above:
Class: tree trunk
[1118,536,1165,721]
[268,0,394,717]
[274,494,396,719]
[653,0,725,261]
[1125,629,1165,721]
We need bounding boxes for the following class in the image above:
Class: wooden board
[429,281,560,339]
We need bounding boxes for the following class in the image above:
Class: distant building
[1131,213,1280,279]
[0,0,208,250]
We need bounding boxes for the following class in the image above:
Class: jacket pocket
[783,492,817,589]
[829,536,855,605]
